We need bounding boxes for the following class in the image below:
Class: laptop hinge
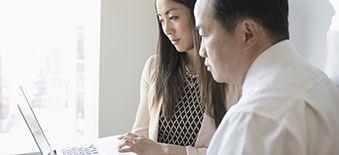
[48,149,57,155]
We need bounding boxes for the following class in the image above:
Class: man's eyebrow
[157,8,178,16]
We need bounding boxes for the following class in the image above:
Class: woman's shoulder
[144,55,156,71]
[141,55,157,82]
[146,54,156,62]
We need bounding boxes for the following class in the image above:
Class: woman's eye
[169,16,178,21]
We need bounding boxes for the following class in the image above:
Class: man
[194,0,339,154]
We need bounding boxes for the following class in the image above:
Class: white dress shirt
[207,40,339,155]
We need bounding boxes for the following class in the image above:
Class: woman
[117,0,242,154]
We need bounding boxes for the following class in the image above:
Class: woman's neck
[184,48,197,73]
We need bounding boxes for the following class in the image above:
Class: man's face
[194,0,246,84]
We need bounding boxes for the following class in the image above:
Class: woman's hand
[117,132,167,155]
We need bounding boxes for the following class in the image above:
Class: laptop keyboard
[62,144,99,155]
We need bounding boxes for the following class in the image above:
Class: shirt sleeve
[207,112,303,155]
[131,55,155,137]
[186,146,206,155]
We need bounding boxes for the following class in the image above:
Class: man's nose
[199,40,207,58]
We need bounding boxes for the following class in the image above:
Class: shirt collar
[242,40,298,93]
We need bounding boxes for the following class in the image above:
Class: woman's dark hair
[153,0,227,128]
[212,0,290,43]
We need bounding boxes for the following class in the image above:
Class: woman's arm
[131,55,156,137]
[117,132,186,155]
[118,132,209,155]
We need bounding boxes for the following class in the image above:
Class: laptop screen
[18,86,52,155]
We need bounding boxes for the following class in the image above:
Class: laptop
[17,86,100,155]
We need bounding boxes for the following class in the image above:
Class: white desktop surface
[50,135,137,155]
[0,132,136,155]
[92,135,136,155]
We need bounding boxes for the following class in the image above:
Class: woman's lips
[171,39,180,45]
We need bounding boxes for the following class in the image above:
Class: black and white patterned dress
[157,67,204,146]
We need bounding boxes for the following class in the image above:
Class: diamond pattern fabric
[157,71,204,147]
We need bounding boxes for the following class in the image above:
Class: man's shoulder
[229,68,339,125]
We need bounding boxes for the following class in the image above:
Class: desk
[0,133,136,155]
[92,135,136,155]
[31,135,136,155]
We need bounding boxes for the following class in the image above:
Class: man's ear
[241,19,258,51]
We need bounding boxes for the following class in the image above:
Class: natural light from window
[0,0,100,154]
[325,0,339,77]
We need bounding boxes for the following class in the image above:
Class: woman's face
[156,0,194,52]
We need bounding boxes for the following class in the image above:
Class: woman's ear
[242,19,258,51]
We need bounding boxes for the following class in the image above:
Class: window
[0,0,100,154]
[289,0,339,78]
[325,0,339,77]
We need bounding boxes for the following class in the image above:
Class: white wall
[99,0,158,137]
[289,0,335,73]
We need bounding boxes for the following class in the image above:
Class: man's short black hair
[211,0,290,43]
